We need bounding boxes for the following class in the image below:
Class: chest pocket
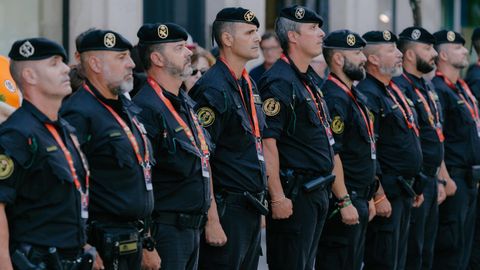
[106,129,136,168]
[412,97,431,126]
[231,92,254,135]
[382,98,409,132]
[351,105,371,143]
[161,125,201,158]
[21,143,74,201]
[453,99,476,125]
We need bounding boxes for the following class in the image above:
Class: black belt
[153,212,206,229]
[422,165,440,177]
[348,185,374,200]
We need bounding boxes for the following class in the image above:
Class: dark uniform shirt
[432,75,480,168]
[249,63,267,85]
[189,60,266,194]
[60,81,154,221]
[357,74,422,177]
[465,63,480,101]
[0,101,87,248]
[133,83,211,215]
[393,72,444,169]
[258,58,334,174]
[322,74,376,188]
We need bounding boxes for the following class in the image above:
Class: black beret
[433,30,465,45]
[472,27,480,42]
[77,29,132,53]
[214,7,260,28]
[8,37,67,61]
[279,5,323,26]
[323,29,366,49]
[137,23,188,44]
[362,30,398,44]
[398,26,436,44]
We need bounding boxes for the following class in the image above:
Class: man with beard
[431,30,480,270]
[60,29,159,270]
[392,27,452,270]
[465,27,480,100]
[189,8,267,270]
[358,30,423,270]
[133,23,212,270]
[315,30,377,270]
[258,6,333,270]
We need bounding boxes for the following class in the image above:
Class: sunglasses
[191,69,207,76]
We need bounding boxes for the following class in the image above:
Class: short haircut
[9,61,24,91]
[322,47,336,67]
[137,43,166,70]
[274,17,301,52]
[212,21,236,49]
[396,39,414,54]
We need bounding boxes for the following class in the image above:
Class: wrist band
[374,194,386,205]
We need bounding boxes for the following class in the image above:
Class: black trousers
[433,170,478,270]
[198,196,261,270]
[266,187,329,270]
[364,193,413,270]
[405,176,439,270]
[468,188,480,270]
[315,194,370,270]
[153,223,200,270]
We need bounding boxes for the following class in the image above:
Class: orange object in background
[0,55,22,108]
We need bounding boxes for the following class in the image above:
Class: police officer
[258,5,332,270]
[467,27,480,270]
[358,29,423,270]
[315,30,376,270]
[392,27,450,270]
[133,23,212,270]
[60,30,159,270]
[189,7,267,270]
[0,38,92,270]
[465,27,480,100]
[431,30,480,270]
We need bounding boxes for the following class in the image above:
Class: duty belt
[153,212,207,229]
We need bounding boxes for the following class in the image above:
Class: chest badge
[262,98,281,116]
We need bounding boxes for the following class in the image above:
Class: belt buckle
[177,213,190,228]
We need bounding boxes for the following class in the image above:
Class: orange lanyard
[44,123,90,194]
[218,58,265,162]
[436,71,480,122]
[388,81,420,136]
[219,58,261,140]
[328,74,375,142]
[83,83,150,167]
[401,74,444,142]
[280,54,329,126]
[147,77,210,158]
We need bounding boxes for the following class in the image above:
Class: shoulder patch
[197,107,215,127]
[262,98,281,117]
[0,154,14,180]
[331,116,345,134]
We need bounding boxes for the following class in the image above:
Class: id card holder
[143,163,153,191]
[81,192,89,219]
[370,142,376,160]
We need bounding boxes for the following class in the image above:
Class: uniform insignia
[19,41,35,58]
[109,131,122,137]
[368,110,375,124]
[197,107,215,127]
[392,104,399,109]
[447,31,455,42]
[295,7,305,19]
[158,24,169,39]
[417,99,423,103]
[104,33,116,48]
[383,30,391,41]
[457,100,465,104]
[0,154,14,180]
[347,34,356,46]
[262,98,281,117]
[406,98,414,107]
[331,116,345,134]
[411,29,421,40]
[253,94,262,104]
[174,126,184,132]
[4,80,16,92]
[244,10,255,22]
[46,145,58,152]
